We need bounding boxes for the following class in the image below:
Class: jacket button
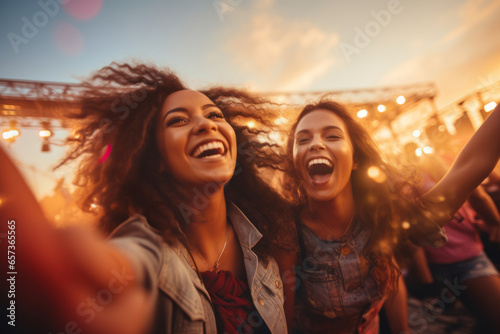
[341,246,351,256]
[258,298,265,306]
[275,280,282,289]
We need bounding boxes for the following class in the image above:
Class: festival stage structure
[1,78,499,153]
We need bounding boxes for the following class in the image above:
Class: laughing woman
[276,100,500,333]
[0,63,294,334]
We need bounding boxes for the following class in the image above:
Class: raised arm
[0,146,153,334]
[423,103,500,226]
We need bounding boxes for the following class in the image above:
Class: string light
[39,121,53,152]
[484,101,497,112]
[412,130,421,138]
[357,109,368,118]
[415,148,423,156]
[423,146,433,154]
[1,121,21,143]
[396,96,405,105]
[377,104,386,112]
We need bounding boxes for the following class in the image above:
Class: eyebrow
[162,103,219,122]
[296,125,344,135]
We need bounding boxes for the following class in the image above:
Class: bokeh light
[53,22,84,56]
[357,109,368,118]
[63,0,103,21]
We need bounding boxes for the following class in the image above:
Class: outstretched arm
[423,103,500,226]
[0,146,153,334]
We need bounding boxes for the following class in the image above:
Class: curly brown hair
[283,100,423,295]
[57,62,295,256]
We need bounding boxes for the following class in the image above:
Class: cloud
[225,6,339,91]
[440,0,500,44]
[380,0,500,108]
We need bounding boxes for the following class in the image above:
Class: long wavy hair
[57,62,295,256]
[283,100,422,294]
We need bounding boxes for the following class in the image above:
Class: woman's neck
[306,181,356,234]
[182,185,228,260]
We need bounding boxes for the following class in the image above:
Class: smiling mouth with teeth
[192,141,226,159]
[307,158,334,179]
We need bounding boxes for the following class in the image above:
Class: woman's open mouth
[307,158,334,185]
[191,140,226,159]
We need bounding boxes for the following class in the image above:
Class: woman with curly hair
[275,100,500,333]
[0,62,294,334]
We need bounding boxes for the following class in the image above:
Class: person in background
[405,145,500,333]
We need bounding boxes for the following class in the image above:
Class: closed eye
[296,137,310,144]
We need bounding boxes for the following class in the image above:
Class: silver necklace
[313,212,354,238]
[196,223,228,272]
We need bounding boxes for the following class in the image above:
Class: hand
[489,225,500,243]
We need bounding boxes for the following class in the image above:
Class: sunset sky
[1,0,500,198]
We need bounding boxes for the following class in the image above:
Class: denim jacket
[109,202,286,334]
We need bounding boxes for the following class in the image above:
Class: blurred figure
[404,144,500,333]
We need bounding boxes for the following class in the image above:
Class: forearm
[424,103,500,225]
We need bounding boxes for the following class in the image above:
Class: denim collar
[227,201,263,250]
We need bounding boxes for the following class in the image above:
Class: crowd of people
[1,62,500,333]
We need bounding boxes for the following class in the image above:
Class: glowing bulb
[423,146,433,154]
[357,109,368,118]
[377,105,386,112]
[2,130,14,140]
[396,96,405,105]
[412,130,421,138]
[415,148,422,156]
[38,129,52,138]
[484,101,497,112]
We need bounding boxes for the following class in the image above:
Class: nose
[193,115,218,134]
[309,136,325,151]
